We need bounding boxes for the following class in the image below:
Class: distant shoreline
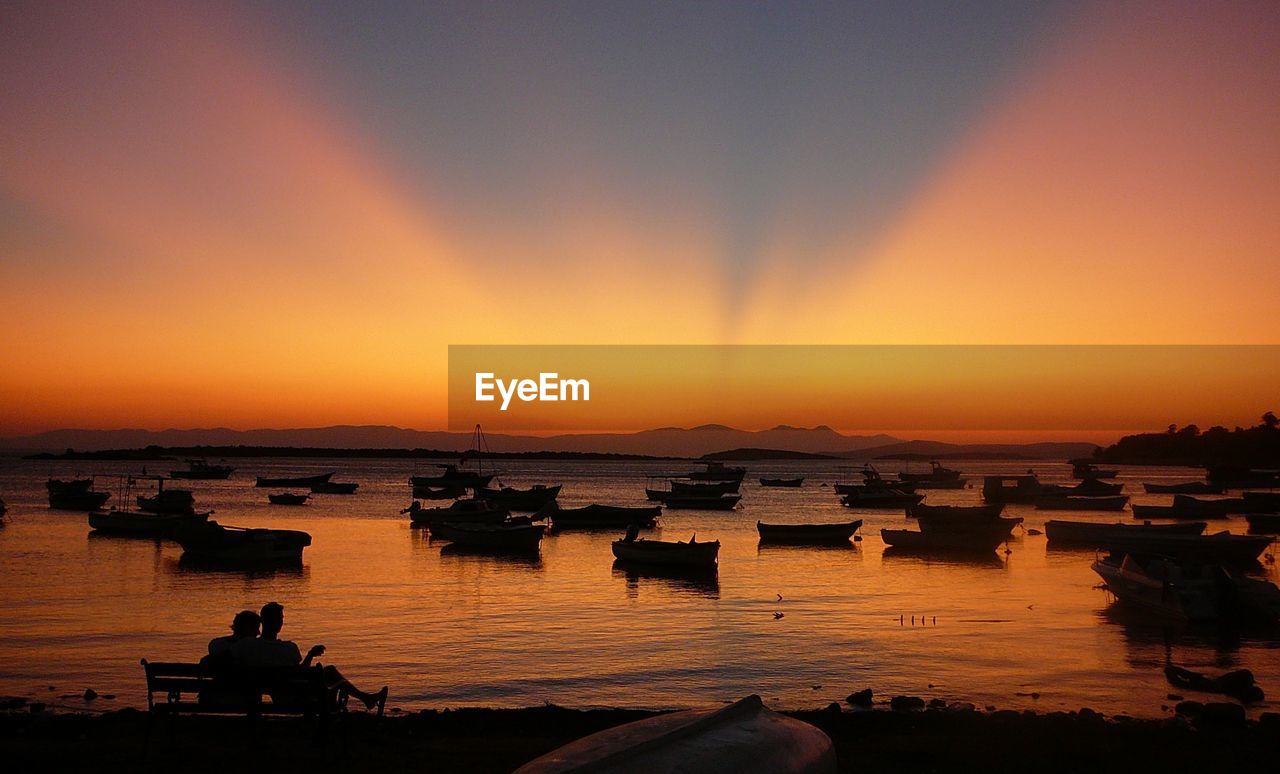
[20,446,694,462]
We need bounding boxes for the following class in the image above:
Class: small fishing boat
[670,479,741,496]
[1143,482,1225,495]
[840,489,923,508]
[428,520,544,552]
[982,475,1043,504]
[542,504,661,530]
[473,484,561,510]
[1242,491,1280,511]
[1092,554,1280,622]
[268,493,309,506]
[1132,495,1241,520]
[1207,466,1280,489]
[759,477,804,488]
[514,694,835,774]
[756,519,862,544]
[907,503,1004,519]
[310,481,359,494]
[137,488,196,515]
[685,462,747,482]
[880,528,1008,553]
[1072,462,1118,479]
[898,461,966,489]
[1044,519,1207,546]
[612,536,720,568]
[254,472,335,488]
[1087,531,1272,566]
[1042,479,1125,497]
[168,459,235,480]
[88,508,209,538]
[1246,513,1280,534]
[657,494,741,510]
[405,498,510,526]
[47,478,112,511]
[1034,495,1129,511]
[412,485,466,500]
[409,465,494,490]
[916,515,1023,537]
[173,520,312,564]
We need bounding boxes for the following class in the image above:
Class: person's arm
[302,643,325,667]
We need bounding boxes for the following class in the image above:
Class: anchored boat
[756,519,862,545]
[173,520,312,564]
[612,536,720,568]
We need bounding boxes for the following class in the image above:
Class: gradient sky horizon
[2,1,1278,438]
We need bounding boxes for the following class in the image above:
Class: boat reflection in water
[166,554,310,582]
[612,560,720,599]
[880,546,1008,570]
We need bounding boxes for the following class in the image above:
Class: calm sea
[0,457,1276,717]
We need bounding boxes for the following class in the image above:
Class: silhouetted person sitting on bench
[231,601,387,711]
[204,610,261,662]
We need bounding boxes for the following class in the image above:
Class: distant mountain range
[0,424,1098,460]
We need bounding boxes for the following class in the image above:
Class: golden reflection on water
[0,457,1276,717]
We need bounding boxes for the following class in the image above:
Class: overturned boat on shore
[515,694,834,774]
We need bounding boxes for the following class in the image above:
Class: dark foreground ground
[2,703,1278,773]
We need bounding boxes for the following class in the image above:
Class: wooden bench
[140,658,379,748]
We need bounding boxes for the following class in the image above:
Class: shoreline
[3,699,1278,773]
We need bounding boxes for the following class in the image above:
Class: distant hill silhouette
[0,424,900,458]
[701,448,842,461]
[1094,413,1280,466]
[847,439,1100,461]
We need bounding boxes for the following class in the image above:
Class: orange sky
[1,2,1277,438]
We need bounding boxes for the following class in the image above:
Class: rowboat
[173,520,312,564]
[1035,495,1129,511]
[268,493,309,505]
[880,528,1008,553]
[47,479,111,511]
[685,462,747,482]
[671,480,741,496]
[406,498,510,526]
[542,504,661,530]
[1132,495,1241,519]
[473,484,561,510]
[167,459,235,480]
[1044,519,1207,546]
[759,477,804,488]
[653,494,741,510]
[756,519,861,544]
[907,503,1004,519]
[1143,482,1224,495]
[915,515,1022,537]
[1246,513,1280,534]
[88,509,209,538]
[1042,479,1124,497]
[310,481,358,494]
[840,490,923,508]
[254,472,334,488]
[612,537,720,568]
[428,520,544,552]
[1087,531,1272,565]
[514,694,835,774]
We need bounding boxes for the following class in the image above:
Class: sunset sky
[2,1,1278,437]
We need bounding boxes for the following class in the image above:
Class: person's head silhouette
[230,610,260,639]
[260,601,285,639]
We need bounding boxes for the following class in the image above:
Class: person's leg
[320,665,387,710]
